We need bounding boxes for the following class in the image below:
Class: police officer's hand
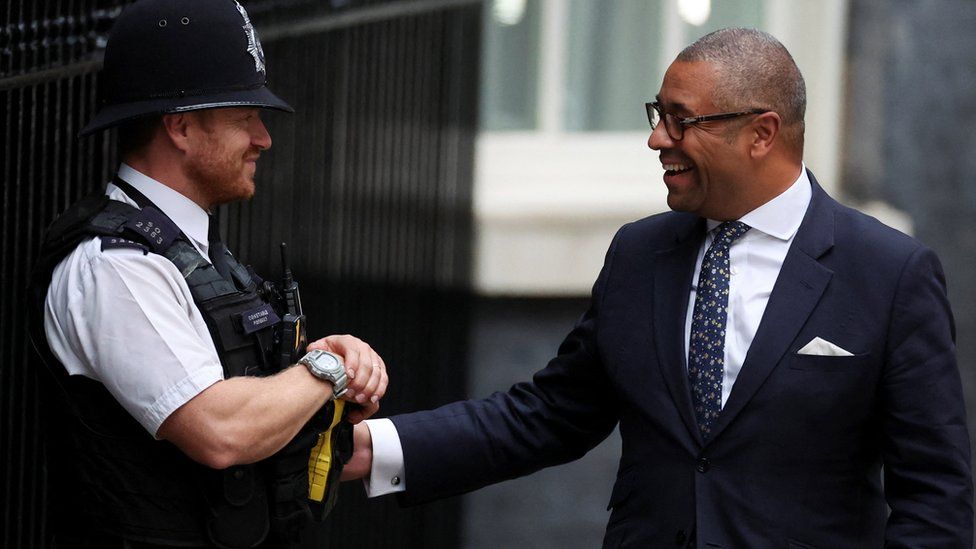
[307,334,388,423]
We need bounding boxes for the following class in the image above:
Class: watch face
[303,350,347,396]
[308,350,341,373]
[317,352,341,371]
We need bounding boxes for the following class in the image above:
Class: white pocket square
[797,337,854,357]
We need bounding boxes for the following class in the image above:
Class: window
[480,0,765,133]
[480,0,542,130]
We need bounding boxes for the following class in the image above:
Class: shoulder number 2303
[133,220,163,245]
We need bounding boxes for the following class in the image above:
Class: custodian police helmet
[80,0,293,136]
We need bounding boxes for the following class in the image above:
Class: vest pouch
[198,291,279,377]
[205,465,270,549]
[265,424,321,545]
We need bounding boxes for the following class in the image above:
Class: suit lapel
[707,173,836,443]
[653,217,706,445]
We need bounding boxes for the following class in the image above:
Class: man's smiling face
[648,60,753,221]
[184,107,272,209]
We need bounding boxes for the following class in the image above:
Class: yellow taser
[307,399,345,502]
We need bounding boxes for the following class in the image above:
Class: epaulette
[99,236,150,254]
[87,201,181,255]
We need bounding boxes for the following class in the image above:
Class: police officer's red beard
[185,138,261,207]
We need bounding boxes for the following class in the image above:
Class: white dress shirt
[685,168,811,406]
[363,167,813,497]
[44,164,223,437]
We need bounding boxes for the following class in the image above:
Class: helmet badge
[233,1,266,75]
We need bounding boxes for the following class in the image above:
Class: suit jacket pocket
[788,352,871,372]
[787,539,818,549]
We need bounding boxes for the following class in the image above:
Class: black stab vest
[27,188,325,548]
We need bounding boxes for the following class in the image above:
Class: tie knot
[713,221,750,246]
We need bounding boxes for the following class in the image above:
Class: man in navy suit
[344,28,973,547]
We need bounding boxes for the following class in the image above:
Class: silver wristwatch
[298,350,348,398]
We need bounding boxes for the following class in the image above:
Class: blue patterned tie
[689,221,751,438]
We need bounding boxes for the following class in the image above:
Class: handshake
[298,335,389,507]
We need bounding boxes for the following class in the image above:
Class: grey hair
[677,28,806,153]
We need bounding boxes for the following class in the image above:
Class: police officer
[27,0,387,547]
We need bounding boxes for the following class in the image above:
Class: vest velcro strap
[166,240,216,279]
[91,200,138,232]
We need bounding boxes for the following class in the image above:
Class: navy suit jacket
[391,173,973,548]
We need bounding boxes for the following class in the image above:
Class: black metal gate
[0,1,481,547]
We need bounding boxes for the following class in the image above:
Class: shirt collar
[112,163,211,253]
[705,165,812,241]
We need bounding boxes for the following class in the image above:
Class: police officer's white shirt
[362,167,812,498]
[44,163,223,437]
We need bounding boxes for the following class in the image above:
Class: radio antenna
[280,242,293,288]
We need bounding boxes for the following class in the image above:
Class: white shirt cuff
[363,418,406,497]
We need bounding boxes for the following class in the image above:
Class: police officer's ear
[117,116,164,161]
[748,111,782,160]
[162,112,195,153]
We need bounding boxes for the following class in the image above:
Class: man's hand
[307,334,388,423]
[341,422,373,481]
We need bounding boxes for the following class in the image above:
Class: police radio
[276,243,307,368]
[272,243,349,511]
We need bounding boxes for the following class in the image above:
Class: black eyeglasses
[645,101,769,141]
